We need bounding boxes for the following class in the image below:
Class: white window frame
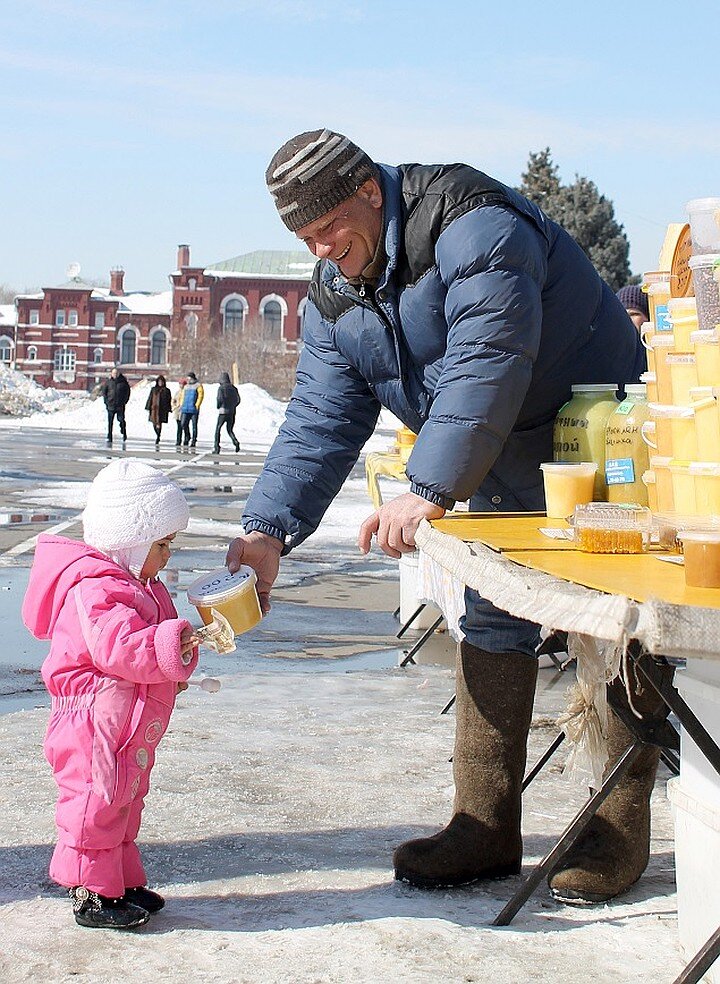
[149,327,169,365]
[0,335,13,363]
[68,309,78,327]
[93,347,103,364]
[27,346,38,361]
[221,293,249,333]
[259,293,287,340]
[55,309,65,327]
[184,313,198,339]
[29,310,40,325]
[53,347,76,372]
[94,311,105,328]
[118,325,137,365]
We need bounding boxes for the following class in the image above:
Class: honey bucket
[650,455,674,512]
[691,330,720,387]
[643,273,672,333]
[689,388,720,461]
[669,461,698,515]
[666,353,698,405]
[187,565,262,636]
[650,334,675,400]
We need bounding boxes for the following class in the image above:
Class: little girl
[22,458,199,930]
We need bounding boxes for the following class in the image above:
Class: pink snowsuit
[22,533,198,898]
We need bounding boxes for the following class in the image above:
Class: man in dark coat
[101,367,131,446]
[213,372,241,454]
[225,129,650,906]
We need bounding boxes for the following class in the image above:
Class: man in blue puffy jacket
[227,129,650,904]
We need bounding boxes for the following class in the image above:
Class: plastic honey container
[187,565,262,635]
[669,461,698,515]
[540,462,597,520]
[650,334,675,401]
[668,296,699,351]
[573,503,651,554]
[640,322,655,363]
[643,272,673,333]
[666,353,698,405]
[690,462,720,515]
[678,530,720,588]
[553,384,618,500]
[689,388,719,460]
[605,386,650,505]
[650,455,674,512]
[691,330,720,386]
[642,470,658,512]
[396,426,417,464]
[640,371,658,403]
[647,403,697,459]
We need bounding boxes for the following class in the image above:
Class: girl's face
[140,533,177,580]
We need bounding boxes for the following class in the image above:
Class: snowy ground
[0,369,684,982]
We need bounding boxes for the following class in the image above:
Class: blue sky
[2,0,718,292]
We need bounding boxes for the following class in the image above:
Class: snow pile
[0,365,82,417]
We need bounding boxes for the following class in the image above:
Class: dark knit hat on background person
[616,284,649,321]
[266,129,378,232]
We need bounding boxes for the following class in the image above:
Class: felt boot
[124,886,165,913]
[393,642,538,888]
[548,652,673,904]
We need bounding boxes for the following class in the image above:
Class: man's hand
[225,531,283,614]
[358,492,445,559]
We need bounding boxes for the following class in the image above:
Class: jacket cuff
[241,520,287,549]
[154,619,198,681]
[410,482,456,511]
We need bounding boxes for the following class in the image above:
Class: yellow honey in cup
[650,455,674,512]
[640,371,658,403]
[540,462,597,520]
[690,388,719,461]
[669,461,697,515]
[691,330,720,386]
[678,531,720,588]
[187,565,262,636]
[668,296,698,351]
[651,335,675,403]
[643,274,672,333]
[666,353,698,405]
[689,463,720,515]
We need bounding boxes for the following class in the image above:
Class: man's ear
[358,178,383,209]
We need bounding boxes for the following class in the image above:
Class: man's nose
[314,242,333,259]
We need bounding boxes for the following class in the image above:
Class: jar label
[655,305,672,332]
[606,458,635,484]
[616,400,635,415]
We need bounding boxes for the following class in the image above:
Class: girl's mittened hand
[177,681,189,693]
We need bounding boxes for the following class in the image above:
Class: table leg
[671,924,720,984]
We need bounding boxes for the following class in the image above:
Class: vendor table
[415,513,720,984]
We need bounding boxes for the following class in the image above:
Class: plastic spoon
[187,677,222,693]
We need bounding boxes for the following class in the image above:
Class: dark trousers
[106,407,127,441]
[152,424,162,443]
[181,411,199,446]
[214,411,239,451]
[175,417,183,446]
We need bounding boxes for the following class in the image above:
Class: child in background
[22,459,199,930]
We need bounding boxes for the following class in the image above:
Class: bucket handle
[640,419,657,450]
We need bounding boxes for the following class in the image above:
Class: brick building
[9,246,315,392]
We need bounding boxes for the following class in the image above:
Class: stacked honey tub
[558,198,720,981]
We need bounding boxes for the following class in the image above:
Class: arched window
[259,293,287,341]
[119,327,137,365]
[150,328,168,365]
[184,313,198,339]
[53,347,76,371]
[27,345,38,361]
[297,297,308,341]
[224,300,244,332]
[93,347,103,364]
[188,277,197,291]
[0,336,13,364]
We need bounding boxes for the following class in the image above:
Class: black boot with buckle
[69,887,150,929]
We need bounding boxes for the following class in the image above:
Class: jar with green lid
[604,384,650,506]
[554,384,619,500]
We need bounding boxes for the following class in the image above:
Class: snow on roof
[0,304,16,328]
[117,290,172,316]
[205,249,316,280]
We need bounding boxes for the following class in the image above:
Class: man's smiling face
[296,178,383,280]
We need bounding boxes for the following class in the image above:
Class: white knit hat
[83,458,189,577]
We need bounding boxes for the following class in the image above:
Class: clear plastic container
[650,334,676,401]
[650,454,674,512]
[688,253,720,332]
[686,198,720,254]
[553,385,618,500]
[187,565,262,635]
[666,353,699,405]
[668,296,699,351]
[646,403,696,459]
[540,461,597,520]
[605,390,650,506]
[691,329,720,385]
[640,370,658,403]
[573,502,652,554]
[655,512,720,553]
[642,272,672,333]
[678,530,720,587]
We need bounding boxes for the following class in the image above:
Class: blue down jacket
[243,163,645,552]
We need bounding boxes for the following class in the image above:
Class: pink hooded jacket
[23,534,198,805]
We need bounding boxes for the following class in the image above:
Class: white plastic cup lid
[678,530,720,544]
[540,462,597,475]
[187,565,257,605]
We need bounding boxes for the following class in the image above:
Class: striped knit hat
[266,129,378,232]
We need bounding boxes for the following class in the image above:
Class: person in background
[227,128,649,907]
[180,372,204,450]
[616,284,650,333]
[172,378,187,449]
[101,367,131,447]
[213,372,241,454]
[22,459,199,929]
[145,375,172,448]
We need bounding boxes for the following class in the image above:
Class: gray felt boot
[393,642,538,888]
[548,653,673,904]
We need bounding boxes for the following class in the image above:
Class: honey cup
[689,463,720,515]
[669,461,697,515]
[640,371,658,403]
[540,462,597,520]
[650,455,674,512]
[678,531,720,588]
[187,565,262,636]
[642,470,658,512]
[690,389,720,461]
[651,335,676,403]
[666,353,699,405]
[691,330,720,387]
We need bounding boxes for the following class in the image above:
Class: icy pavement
[0,403,684,982]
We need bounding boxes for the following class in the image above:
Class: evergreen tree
[517,149,632,291]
